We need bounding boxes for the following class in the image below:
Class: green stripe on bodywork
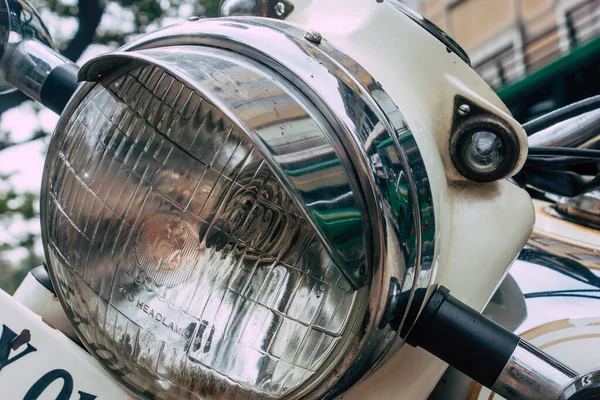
[497,36,600,102]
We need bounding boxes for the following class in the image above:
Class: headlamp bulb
[450,113,520,183]
[460,130,505,175]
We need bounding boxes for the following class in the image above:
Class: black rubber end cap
[40,63,80,115]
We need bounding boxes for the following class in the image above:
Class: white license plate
[0,290,133,399]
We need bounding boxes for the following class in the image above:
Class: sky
[0,1,205,268]
[0,100,55,263]
[0,8,111,265]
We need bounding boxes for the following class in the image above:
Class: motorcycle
[1,0,599,399]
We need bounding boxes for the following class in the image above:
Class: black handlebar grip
[39,63,80,115]
[407,286,520,388]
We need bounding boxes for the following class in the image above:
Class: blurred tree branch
[0,0,223,293]
[0,129,46,151]
[0,92,28,116]
[0,0,105,117]
[62,0,105,62]
[0,0,221,147]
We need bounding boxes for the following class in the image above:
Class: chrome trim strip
[385,0,471,66]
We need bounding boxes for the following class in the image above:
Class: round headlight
[41,19,434,399]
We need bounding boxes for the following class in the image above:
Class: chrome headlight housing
[41,18,434,399]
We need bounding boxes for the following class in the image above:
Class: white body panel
[288,0,534,308]
[13,272,77,341]
[533,201,600,251]
[287,1,535,398]
[0,289,133,399]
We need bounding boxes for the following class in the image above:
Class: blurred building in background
[415,0,600,122]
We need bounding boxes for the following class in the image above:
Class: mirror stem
[408,286,578,400]
[5,39,79,114]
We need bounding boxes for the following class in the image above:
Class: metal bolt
[188,16,200,21]
[458,104,471,116]
[274,1,286,17]
[304,29,322,44]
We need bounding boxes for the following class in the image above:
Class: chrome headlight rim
[44,17,436,399]
[44,46,371,398]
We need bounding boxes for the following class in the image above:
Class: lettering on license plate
[0,324,97,399]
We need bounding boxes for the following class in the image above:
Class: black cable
[525,156,600,168]
[528,147,600,159]
[525,293,600,300]
[527,155,600,162]
[523,94,600,134]
[518,248,600,289]
[519,101,600,197]
[408,286,520,389]
[520,168,600,197]
[520,147,600,196]
[525,289,600,298]
[529,289,600,294]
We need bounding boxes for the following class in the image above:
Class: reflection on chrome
[44,18,435,400]
[45,52,360,399]
[0,0,56,94]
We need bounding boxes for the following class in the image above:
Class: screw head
[458,104,471,116]
[304,29,322,44]
[274,1,286,16]
[188,16,200,21]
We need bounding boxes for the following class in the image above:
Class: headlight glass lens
[44,62,358,398]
